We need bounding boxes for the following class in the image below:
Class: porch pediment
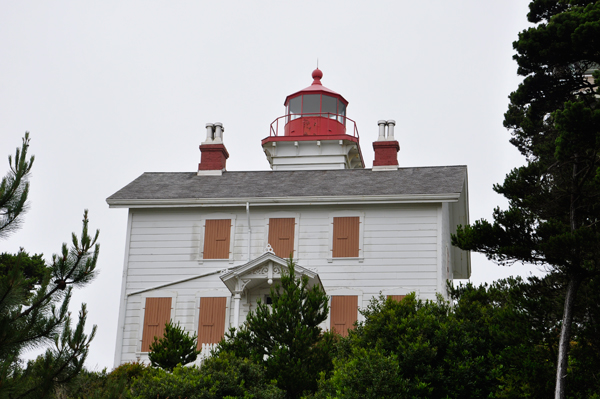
[219,252,323,294]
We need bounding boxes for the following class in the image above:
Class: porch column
[233,292,241,328]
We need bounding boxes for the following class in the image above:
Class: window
[288,96,301,122]
[337,102,346,124]
[387,295,406,302]
[330,296,358,337]
[197,297,227,346]
[268,218,295,259]
[203,219,231,259]
[332,217,360,258]
[321,95,337,119]
[141,297,172,352]
[302,94,320,115]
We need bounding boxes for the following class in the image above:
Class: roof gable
[220,251,322,294]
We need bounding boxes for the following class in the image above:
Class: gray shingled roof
[107,167,467,203]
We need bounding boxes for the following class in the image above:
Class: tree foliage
[128,352,285,399]
[59,362,149,399]
[452,1,600,397]
[0,134,100,398]
[0,132,34,238]
[148,321,199,371]
[217,260,335,399]
[313,279,600,399]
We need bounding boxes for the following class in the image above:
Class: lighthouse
[107,67,471,366]
[261,68,364,170]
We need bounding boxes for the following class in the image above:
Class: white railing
[194,343,217,366]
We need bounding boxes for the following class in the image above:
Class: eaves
[106,193,461,209]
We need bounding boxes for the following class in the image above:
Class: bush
[149,321,199,371]
[312,347,412,399]
[129,351,285,399]
[317,282,556,399]
[58,362,149,399]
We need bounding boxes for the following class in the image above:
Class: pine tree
[0,132,34,238]
[148,321,199,371]
[217,259,335,399]
[453,2,600,398]
[0,134,100,398]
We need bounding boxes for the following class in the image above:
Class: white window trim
[198,213,237,264]
[263,212,300,261]
[136,291,178,358]
[327,211,364,263]
[324,288,364,331]
[194,291,232,343]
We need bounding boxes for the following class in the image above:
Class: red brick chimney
[198,122,229,176]
[372,120,399,171]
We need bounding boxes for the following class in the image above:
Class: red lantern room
[262,69,364,171]
[283,68,348,137]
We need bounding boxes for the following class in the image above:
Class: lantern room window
[337,101,346,123]
[288,96,301,121]
[286,94,347,124]
[322,95,337,118]
[302,94,320,114]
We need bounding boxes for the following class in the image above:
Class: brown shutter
[268,218,295,259]
[141,297,172,352]
[330,296,358,337]
[203,219,231,259]
[332,217,360,257]
[388,295,406,302]
[197,297,227,346]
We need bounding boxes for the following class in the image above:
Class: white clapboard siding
[115,203,452,366]
[130,233,195,242]
[129,241,199,249]
[131,226,199,235]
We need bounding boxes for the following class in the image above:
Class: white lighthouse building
[107,69,470,366]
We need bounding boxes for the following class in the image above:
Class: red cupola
[283,68,349,137]
[262,69,364,171]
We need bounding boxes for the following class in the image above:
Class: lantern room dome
[280,69,351,138]
[284,68,348,106]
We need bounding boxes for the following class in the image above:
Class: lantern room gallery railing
[268,113,360,139]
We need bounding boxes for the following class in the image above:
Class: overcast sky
[1,1,543,370]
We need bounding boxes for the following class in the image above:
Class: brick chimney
[198,122,229,176]
[372,120,399,171]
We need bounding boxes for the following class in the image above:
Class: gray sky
[1,1,543,370]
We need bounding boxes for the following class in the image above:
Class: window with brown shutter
[203,219,231,259]
[268,218,295,259]
[141,297,172,352]
[197,297,227,347]
[330,295,358,337]
[332,217,360,258]
[387,295,406,302]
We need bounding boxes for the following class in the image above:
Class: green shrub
[149,321,199,371]
[312,347,412,399]
[129,351,284,399]
[59,362,150,399]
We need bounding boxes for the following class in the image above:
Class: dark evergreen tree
[217,260,335,399]
[313,280,597,399]
[0,132,33,238]
[452,1,600,397]
[0,134,99,398]
[148,321,199,371]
